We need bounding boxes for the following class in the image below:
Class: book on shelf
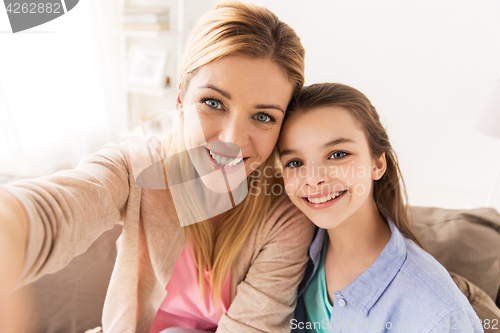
[122,22,170,31]
[122,13,169,24]
[121,6,170,31]
[123,6,169,14]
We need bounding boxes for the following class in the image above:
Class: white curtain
[0,0,125,178]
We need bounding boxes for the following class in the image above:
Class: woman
[0,2,315,332]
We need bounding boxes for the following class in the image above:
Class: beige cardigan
[4,139,315,333]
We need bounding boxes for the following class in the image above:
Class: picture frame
[126,45,169,88]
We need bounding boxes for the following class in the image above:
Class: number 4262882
[6,3,62,14]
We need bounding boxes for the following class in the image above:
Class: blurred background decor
[126,45,169,88]
[121,5,170,31]
[1,0,500,213]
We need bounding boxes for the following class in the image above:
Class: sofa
[17,206,500,333]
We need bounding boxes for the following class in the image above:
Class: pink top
[148,244,231,333]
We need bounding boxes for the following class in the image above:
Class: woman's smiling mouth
[205,148,248,172]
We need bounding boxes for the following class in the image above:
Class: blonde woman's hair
[163,1,305,302]
[180,0,305,96]
[286,83,426,249]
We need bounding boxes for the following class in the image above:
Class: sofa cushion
[411,206,500,303]
[451,272,500,333]
[20,224,122,333]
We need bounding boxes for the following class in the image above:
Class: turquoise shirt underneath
[292,220,483,333]
[303,237,332,333]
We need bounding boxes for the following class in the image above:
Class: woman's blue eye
[285,160,303,168]
[204,99,221,109]
[256,113,274,123]
[330,151,348,160]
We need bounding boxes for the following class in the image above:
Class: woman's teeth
[306,191,345,204]
[209,150,244,167]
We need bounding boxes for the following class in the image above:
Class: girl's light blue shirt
[292,219,484,333]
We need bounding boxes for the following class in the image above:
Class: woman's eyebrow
[198,85,284,113]
[198,84,231,99]
[255,104,285,114]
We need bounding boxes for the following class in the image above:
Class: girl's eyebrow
[279,148,298,157]
[321,137,356,149]
[280,137,356,157]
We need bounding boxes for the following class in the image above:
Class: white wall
[241,0,500,211]
[2,0,499,211]
[0,0,124,177]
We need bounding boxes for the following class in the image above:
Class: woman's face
[178,56,294,192]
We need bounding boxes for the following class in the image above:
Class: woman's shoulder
[256,194,315,242]
[266,194,311,223]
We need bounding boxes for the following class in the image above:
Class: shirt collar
[302,217,407,316]
[342,219,407,315]
[297,227,326,295]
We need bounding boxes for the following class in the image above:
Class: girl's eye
[255,113,275,123]
[329,151,348,160]
[203,99,222,109]
[284,160,303,168]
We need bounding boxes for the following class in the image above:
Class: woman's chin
[199,171,247,194]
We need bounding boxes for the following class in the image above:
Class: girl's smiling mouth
[301,190,347,209]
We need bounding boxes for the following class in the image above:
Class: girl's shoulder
[398,238,472,310]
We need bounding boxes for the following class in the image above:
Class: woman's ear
[176,82,184,120]
[372,152,387,181]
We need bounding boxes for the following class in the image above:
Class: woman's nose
[217,116,250,149]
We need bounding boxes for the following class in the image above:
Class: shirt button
[338,299,346,307]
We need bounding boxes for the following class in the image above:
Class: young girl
[279,83,483,333]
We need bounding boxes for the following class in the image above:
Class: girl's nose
[307,179,324,187]
[305,164,329,187]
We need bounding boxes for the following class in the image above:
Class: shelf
[126,84,176,96]
[120,29,176,38]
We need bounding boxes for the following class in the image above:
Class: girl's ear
[176,82,184,120]
[372,152,387,181]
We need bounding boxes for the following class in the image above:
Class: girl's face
[178,56,294,193]
[278,106,386,230]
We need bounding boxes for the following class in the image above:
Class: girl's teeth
[307,191,345,204]
[221,157,227,165]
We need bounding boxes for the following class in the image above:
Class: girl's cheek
[283,178,299,196]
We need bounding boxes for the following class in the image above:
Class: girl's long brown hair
[286,83,425,248]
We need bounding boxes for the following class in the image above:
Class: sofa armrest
[411,206,500,303]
